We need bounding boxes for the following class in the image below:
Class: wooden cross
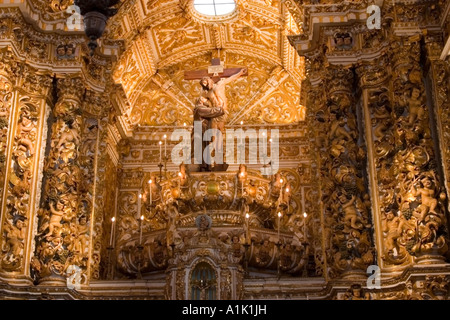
[184,58,248,83]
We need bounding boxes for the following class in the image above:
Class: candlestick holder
[302,242,309,277]
[163,155,169,178]
[170,242,176,258]
[106,246,115,280]
[158,162,164,182]
[136,244,144,280]
[276,241,282,279]
[243,241,251,277]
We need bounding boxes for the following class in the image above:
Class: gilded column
[0,50,14,217]
[356,55,411,272]
[322,66,374,278]
[424,35,450,219]
[33,77,84,285]
[302,51,330,280]
[0,53,52,281]
[81,89,113,282]
[385,36,448,265]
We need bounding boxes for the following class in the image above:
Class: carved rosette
[33,77,85,284]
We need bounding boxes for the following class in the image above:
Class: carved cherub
[72,215,89,255]
[42,201,66,238]
[411,176,440,219]
[381,210,404,255]
[56,122,80,150]
[338,192,368,230]
[2,217,27,258]
[371,102,391,140]
[16,113,35,156]
[329,113,353,142]
[405,87,425,126]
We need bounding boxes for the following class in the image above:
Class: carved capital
[356,56,390,88]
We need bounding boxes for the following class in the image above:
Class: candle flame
[245,213,250,219]
[240,121,243,125]
[159,141,162,145]
[163,134,167,139]
[111,217,116,222]
[286,188,290,193]
[278,212,282,218]
[148,179,152,184]
[140,215,144,221]
[280,179,283,184]
[303,212,307,218]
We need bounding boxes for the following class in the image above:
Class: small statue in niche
[230,234,244,260]
[255,239,272,266]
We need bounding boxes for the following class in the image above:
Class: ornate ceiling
[106,0,306,130]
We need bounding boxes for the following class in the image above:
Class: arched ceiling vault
[108,0,305,131]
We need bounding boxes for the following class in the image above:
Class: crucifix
[184,58,248,83]
[184,56,248,172]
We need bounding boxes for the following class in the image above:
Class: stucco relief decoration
[154,17,203,56]
[231,12,278,50]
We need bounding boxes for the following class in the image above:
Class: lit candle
[277,211,282,242]
[139,215,144,245]
[240,172,245,195]
[148,179,152,204]
[159,141,162,163]
[138,192,142,222]
[279,178,283,201]
[303,212,307,243]
[164,134,167,159]
[245,212,250,244]
[239,121,244,164]
[286,186,290,212]
[109,217,116,247]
